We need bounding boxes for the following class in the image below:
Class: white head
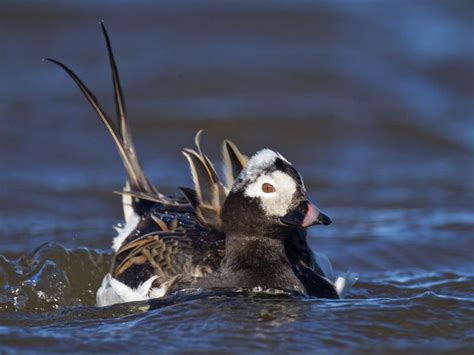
[232,149,304,218]
[222,149,331,234]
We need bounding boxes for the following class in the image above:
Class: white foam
[314,251,335,280]
[313,251,358,299]
[335,271,359,299]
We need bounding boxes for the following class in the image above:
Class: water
[0,1,473,352]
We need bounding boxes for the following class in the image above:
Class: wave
[1,243,472,314]
[0,243,110,313]
[0,243,472,352]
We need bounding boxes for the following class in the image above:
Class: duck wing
[292,262,339,299]
[111,208,225,290]
[181,131,249,230]
[181,131,227,229]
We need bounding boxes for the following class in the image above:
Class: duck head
[221,149,331,238]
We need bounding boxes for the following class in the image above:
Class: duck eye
[262,183,276,193]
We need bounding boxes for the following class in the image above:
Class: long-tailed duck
[47,23,357,306]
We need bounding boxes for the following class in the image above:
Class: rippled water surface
[0,1,473,353]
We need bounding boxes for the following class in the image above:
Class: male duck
[47,23,357,306]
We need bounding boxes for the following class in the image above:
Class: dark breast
[284,228,338,298]
[112,201,337,299]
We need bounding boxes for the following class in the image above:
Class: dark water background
[0,1,473,352]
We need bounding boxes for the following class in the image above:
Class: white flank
[122,181,134,223]
[96,274,172,307]
[112,212,140,252]
[149,278,176,299]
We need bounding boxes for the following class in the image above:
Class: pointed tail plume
[46,22,174,213]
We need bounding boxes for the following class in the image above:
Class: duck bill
[280,201,332,227]
[302,202,332,227]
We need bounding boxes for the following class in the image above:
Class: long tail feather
[100,21,128,147]
[100,22,157,196]
[46,22,173,212]
[45,57,142,189]
[99,22,156,196]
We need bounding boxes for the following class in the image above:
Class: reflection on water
[0,0,473,352]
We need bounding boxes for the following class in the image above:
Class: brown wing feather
[182,132,229,229]
[178,187,200,209]
[112,231,192,282]
[222,139,249,189]
[182,149,222,229]
[181,133,249,230]
[182,149,217,206]
[111,211,224,291]
[193,131,228,207]
[194,130,220,183]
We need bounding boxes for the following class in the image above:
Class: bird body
[47,23,357,307]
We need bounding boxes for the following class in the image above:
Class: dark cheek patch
[289,186,306,209]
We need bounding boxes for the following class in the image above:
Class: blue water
[0,1,473,352]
